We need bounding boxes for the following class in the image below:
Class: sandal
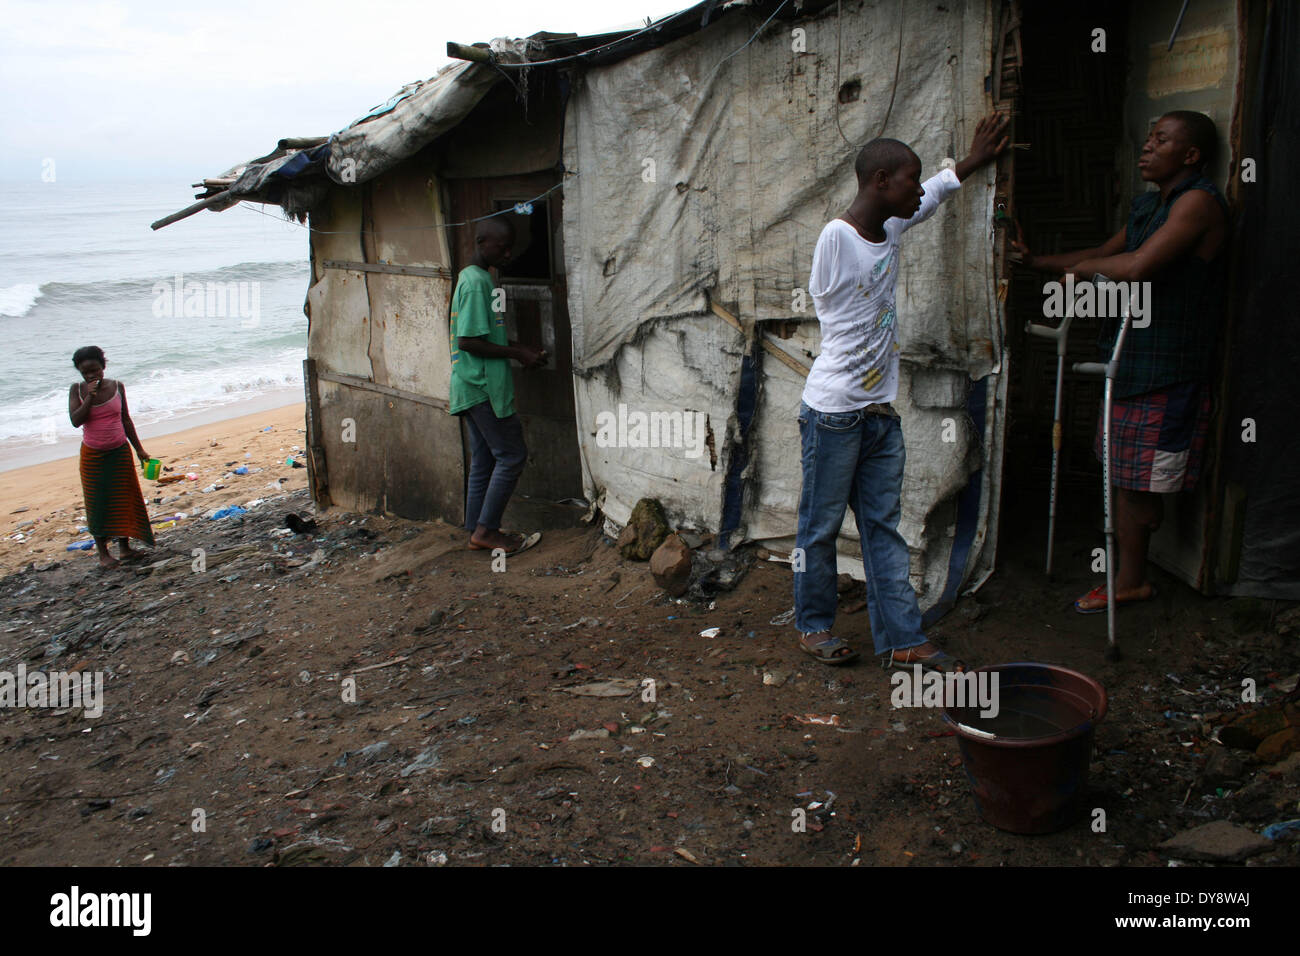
[882,646,965,672]
[1073,583,1157,615]
[469,531,542,556]
[799,632,859,666]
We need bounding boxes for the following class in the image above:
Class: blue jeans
[793,402,925,654]
[462,401,527,532]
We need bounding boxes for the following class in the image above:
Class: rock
[617,498,670,561]
[762,668,790,688]
[567,728,611,741]
[1219,705,1292,750]
[1201,748,1246,786]
[650,534,693,596]
[1269,751,1300,781]
[1158,821,1272,862]
[1256,726,1300,764]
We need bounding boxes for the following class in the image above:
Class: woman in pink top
[67,346,155,568]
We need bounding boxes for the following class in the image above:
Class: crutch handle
[1024,314,1073,355]
[1072,361,1108,376]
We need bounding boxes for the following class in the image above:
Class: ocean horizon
[0,181,311,462]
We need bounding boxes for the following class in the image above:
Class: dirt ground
[1,479,1297,867]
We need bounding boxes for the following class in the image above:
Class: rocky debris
[1257,726,1300,763]
[1219,700,1300,763]
[1199,748,1246,787]
[650,534,692,596]
[616,498,670,560]
[1158,820,1273,862]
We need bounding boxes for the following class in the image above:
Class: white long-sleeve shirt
[801,167,962,412]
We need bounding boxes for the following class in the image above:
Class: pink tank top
[81,387,128,450]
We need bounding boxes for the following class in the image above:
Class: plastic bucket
[943,662,1107,834]
[142,458,162,480]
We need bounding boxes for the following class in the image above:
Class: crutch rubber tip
[1104,645,1122,662]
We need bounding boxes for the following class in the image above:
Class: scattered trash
[636,756,656,768]
[785,713,843,727]
[1262,819,1300,841]
[555,679,639,698]
[66,540,94,551]
[770,607,796,626]
[699,627,721,639]
[284,513,318,534]
[209,506,247,521]
[400,747,441,778]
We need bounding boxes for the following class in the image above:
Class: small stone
[1256,726,1300,764]
[650,533,693,596]
[617,498,671,561]
[1201,748,1245,785]
[1219,705,1290,750]
[1158,821,1272,862]
[567,728,611,741]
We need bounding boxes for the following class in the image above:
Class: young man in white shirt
[796,114,1008,667]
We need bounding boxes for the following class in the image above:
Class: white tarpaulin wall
[562,0,1007,615]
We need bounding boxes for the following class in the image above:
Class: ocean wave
[0,355,304,445]
[0,283,42,318]
[0,261,308,319]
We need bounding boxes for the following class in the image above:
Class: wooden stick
[351,656,409,674]
[761,335,810,378]
[447,41,491,62]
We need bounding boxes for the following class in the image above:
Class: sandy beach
[0,402,308,574]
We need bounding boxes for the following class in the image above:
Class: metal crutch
[1071,273,1131,662]
[1024,312,1074,578]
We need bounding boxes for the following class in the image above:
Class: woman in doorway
[67,346,155,568]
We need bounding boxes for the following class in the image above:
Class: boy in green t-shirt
[449,216,547,554]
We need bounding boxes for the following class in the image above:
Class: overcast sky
[0,0,688,183]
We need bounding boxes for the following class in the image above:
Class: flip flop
[799,633,859,666]
[882,647,966,672]
[469,531,542,555]
[507,531,542,556]
[1074,584,1158,615]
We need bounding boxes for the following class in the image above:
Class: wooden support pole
[447,41,492,62]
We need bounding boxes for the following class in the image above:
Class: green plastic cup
[143,458,162,480]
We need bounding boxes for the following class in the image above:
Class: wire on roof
[233,179,569,235]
